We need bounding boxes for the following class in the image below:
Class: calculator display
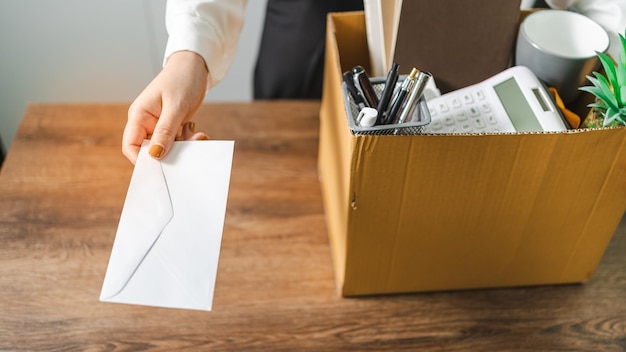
[493,77,543,132]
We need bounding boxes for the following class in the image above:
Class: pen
[377,63,399,124]
[385,67,418,125]
[397,70,432,124]
[343,71,366,110]
[352,66,379,109]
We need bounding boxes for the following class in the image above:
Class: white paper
[100,140,234,311]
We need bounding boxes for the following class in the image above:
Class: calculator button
[475,90,485,100]
[443,116,455,126]
[472,117,486,130]
[438,102,449,113]
[463,94,474,105]
[468,107,480,117]
[427,104,437,117]
[460,122,473,132]
[430,121,444,131]
[451,98,462,109]
[486,115,498,125]
[456,112,468,121]
[480,103,491,113]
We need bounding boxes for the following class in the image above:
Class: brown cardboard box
[318,11,626,296]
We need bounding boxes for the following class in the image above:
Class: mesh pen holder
[342,76,431,136]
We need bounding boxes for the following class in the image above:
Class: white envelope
[100,140,234,311]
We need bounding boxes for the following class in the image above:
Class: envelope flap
[100,147,174,299]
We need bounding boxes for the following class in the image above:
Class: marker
[385,67,418,125]
[377,63,399,124]
[352,66,379,109]
[343,71,366,110]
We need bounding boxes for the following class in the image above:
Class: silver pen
[397,70,432,124]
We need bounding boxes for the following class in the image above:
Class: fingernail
[149,144,164,159]
[188,121,196,133]
[198,135,210,140]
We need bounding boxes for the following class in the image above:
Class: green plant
[579,31,626,127]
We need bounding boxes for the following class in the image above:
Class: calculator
[423,66,568,134]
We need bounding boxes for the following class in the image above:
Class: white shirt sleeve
[545,0,626,58]
[164,0,247,88]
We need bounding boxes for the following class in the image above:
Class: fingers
[122,143,141,165]
[147,130,173,160]
[149,113,211,159]
[180,121,196,140]
[188,132,210,140]
[123,103,159,164]
[180,121,210,141]
[124,116,209,164]
[148,102,188,159]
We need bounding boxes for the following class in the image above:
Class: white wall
[0,0,266,155]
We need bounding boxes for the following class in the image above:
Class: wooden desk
[1,102,625,351]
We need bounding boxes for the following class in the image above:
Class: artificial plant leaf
[589,74,619,110]
[587,102,606,110]
[598,52,618,89]
[603,111,619,127]
[619,31,626,66]
[617,64,626,102]
[579,87,606,105]
[579,85,607,102]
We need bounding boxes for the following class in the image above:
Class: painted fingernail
[198,135,210,140]
[149,144,164,159]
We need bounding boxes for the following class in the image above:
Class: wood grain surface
[0,102,625,351]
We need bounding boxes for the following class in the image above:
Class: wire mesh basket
[342,76,431,136]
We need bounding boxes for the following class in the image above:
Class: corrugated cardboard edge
[319,11,368,293]
[559,128,626,282]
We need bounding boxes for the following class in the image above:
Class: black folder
[392,0,521,94]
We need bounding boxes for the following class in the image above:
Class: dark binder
[392,0,521,94]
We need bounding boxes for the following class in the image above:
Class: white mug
[515,10,610,103]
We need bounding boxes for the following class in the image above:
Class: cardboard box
[318,11,626,296]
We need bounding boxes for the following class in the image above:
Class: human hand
[122,50,210,164]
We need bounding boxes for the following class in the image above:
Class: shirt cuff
[164,1,245,89]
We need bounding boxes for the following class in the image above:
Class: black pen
[352,66,379,109]
[385,67,418,125]
[377,63,399,124]
[343,71,366,110]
